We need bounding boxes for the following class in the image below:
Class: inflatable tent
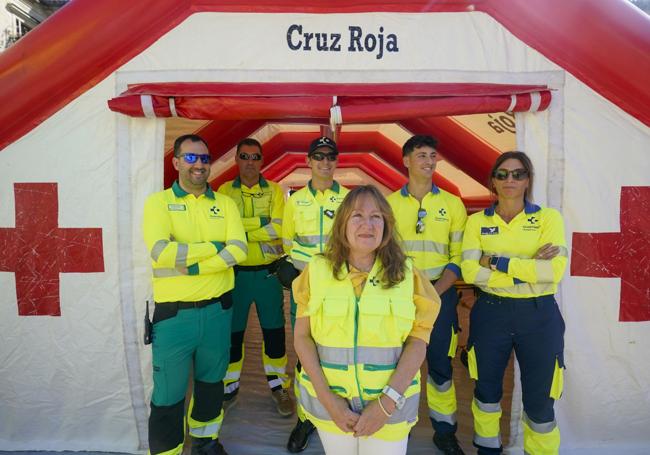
[0,0,649,452]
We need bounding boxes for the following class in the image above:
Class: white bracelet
[377,395,393,417]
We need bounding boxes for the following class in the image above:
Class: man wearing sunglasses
[282,136,349,453]
[142,134,247,455]
[387,135,467,455]
[217,138,294,418]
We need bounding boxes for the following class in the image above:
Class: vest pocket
[390,298,416,340]
[319,297,353,340]
[357,297,391,344]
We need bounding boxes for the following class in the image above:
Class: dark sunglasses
[493,168,529,181]
[310,152,338,162]
[415,208,427,234]
[239,152,262,161]
[178,153,211,164]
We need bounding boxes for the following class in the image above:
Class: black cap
[308,136,338,156]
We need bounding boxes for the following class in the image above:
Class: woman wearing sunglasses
[460,151,568,455]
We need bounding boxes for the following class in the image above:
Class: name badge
[168,204,186,211]
[481,226,499,235]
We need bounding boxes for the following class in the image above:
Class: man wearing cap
[387,135,467,455]
[142,134,248,455]
[217,138,294,417]
[282,136,349,453]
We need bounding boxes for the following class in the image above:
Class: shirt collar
[171,180,215,200]
[399,183,440,197]
[308,179,340,196]
[484,200,541,216]
[233,175,269,189]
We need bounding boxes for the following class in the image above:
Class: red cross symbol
[0,183,104,316]
[571,186,650,322]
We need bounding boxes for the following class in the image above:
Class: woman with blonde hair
[293,185,441,455]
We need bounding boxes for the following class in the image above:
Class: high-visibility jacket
[282,180,348,270]
[143,181,247,303]
[298,256,421,441]
[387,185,467,281]
[217,175,284,266]
[460,201,568,298]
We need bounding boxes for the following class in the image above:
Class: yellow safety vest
[387,185,467,281]
[298,256,420,441]
[282,181,348,270]
[217,176,284,266]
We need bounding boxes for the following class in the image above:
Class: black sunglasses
[493,168,529,181]
[310,152,338,162]
[178,153,211,164]
[416,208,427,234]
[239,152,262,161]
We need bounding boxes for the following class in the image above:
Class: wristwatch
[382,385,406,410]
[489,256,499,271]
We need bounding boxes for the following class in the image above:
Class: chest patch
[523,216,541,231]
[209,206,223,218]
[168,204,186,211]
[481,226,499,235]
[323,209,335,219]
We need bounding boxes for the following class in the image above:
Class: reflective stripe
[264,364,287,375]
[296,234,320,245]
[272,218,283,226]
[298,381,418,425]
[151,239,169,261]
[486,282,556,296]
[261,243,284,256]
[429,408,457,425]
[402,240,448,255]
[175,243,188,267]
[153,268,183,278]
[474,434,501,449]
[428,377,452,393]
[523,412,557,434]
[264,224,278,237]
[474,398,501,413]
[227,239,248,254]
[317,345,402,366]
[421,265,447,280]
[450,231,464,242]
[268,378,285,389]
[188,421,221,438]
[474,267,492,285]
[462,249,483,261]
[283,239,293,247]
[219,249,238,267]
[558,246,569,257]
[224,371,240,381]
[536,260,555,283]
[293,258,308,270]
[224,382,239,394]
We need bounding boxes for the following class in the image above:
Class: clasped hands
[324,392,394,437]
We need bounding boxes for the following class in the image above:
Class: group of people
[142,132,568,455]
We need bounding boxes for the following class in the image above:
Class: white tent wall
[0,76,142,450]
[0,8,648,454]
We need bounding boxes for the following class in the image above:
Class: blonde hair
[324,185,406,288]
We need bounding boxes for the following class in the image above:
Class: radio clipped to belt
[144,300,153,345]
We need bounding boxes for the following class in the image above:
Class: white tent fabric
[0,9,648,454]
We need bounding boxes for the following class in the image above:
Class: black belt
[477,290,554,304]
[234,263,272,273]
[153,296,223,324]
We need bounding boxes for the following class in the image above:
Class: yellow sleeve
[500,208,568,284]
[247,183,285,242]
[410,267,441,343]
[194,197,248,274]
[293,264,311,318]
[282,194,296,255]
[447,194,467,277]
[460,214,515,288]
[142,193,219,268]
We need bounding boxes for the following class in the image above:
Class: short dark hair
[489,151,535,200]
[173,134,209,157]
[236,138,262,154]
[402,135,438,157]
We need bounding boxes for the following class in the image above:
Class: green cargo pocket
[549,354,565,400]
[467,345,478,380]
[447,326,459,358]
